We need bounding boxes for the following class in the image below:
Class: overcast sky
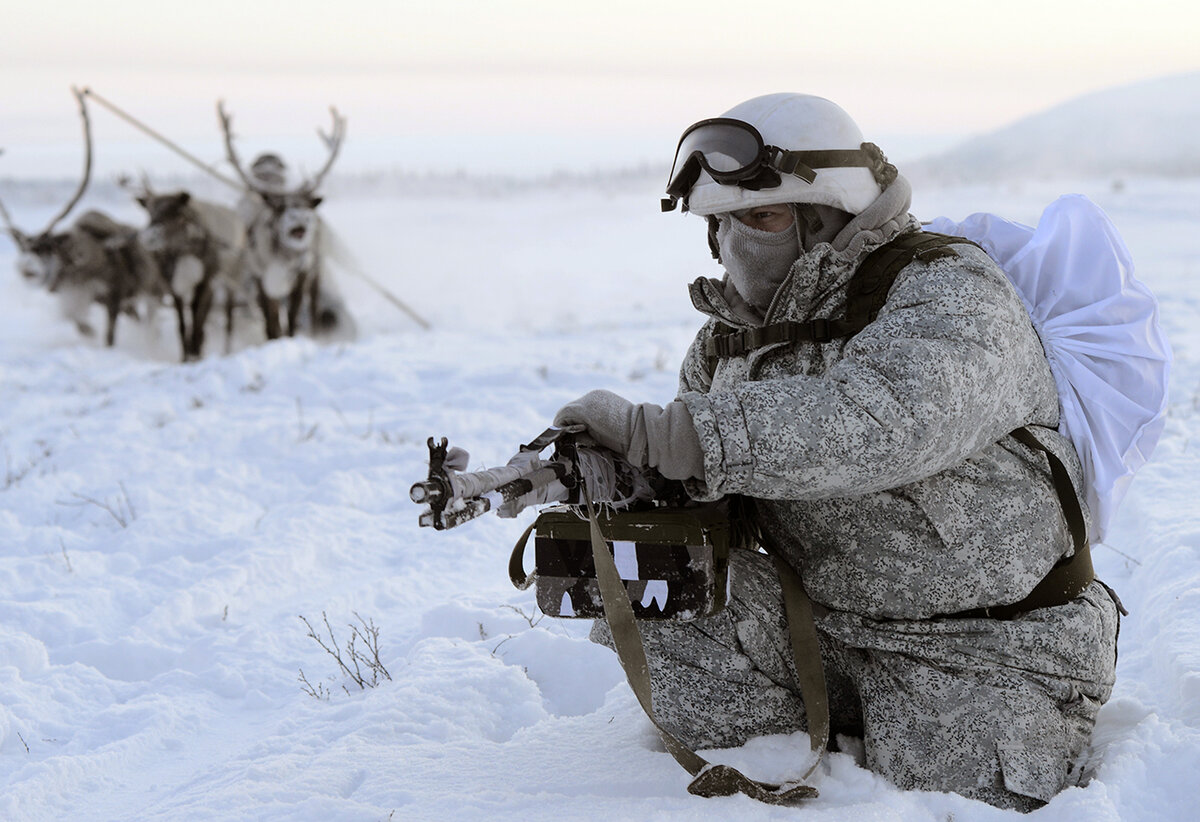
[3,0,1198,178]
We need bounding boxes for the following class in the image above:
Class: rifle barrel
[448,464,535,500]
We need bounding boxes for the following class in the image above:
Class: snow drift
[905,71,1200,183]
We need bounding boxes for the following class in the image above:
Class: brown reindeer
[130,181,247,362]
[217,101,351,342]
[0,89,158,346]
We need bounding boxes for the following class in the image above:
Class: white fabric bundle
[926,195,1171,541]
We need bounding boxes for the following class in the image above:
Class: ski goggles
[662,117,879,211]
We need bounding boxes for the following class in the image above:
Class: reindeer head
[137,190,192,226]
[14,231,76,289]
[1,87,93,291]
[218,102,345,257]
[133,189,207,257]
[248,184,322,255]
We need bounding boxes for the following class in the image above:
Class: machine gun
[410,427,666,530]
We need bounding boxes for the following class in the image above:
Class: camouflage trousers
[591,548,1120,811]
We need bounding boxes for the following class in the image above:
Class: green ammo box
[529,503,737,621]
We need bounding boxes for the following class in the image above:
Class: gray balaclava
[715,214,800,314]
[715,203,854,315]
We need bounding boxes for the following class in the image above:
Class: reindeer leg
[306,269,321,331]
[256,279,282,340]
[224,288,235,354]
[172,294,190,361]
[307,256,339,334]
[190,279,215,359]
[100,249,126,348]
[105,291,120,347]
[285,274,306,337]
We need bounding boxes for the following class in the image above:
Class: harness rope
[83,87,433,331]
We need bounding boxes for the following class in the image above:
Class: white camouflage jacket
[676,178,1090,620]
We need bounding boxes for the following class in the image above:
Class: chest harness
[705,230,1096,621]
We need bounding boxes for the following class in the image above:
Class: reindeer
[0,88,158,347]
[131,181,244,361]
[217,101,351,342]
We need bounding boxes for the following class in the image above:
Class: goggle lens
[674,119,765,174]
[665,118,775,206]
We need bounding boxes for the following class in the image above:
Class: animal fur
[11,210,159,346]
[135,191,242,361]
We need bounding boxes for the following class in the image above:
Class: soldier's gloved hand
[553,389,705,481]
[495,449,569,518]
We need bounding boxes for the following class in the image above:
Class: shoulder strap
[947,426,1100,620]
[844,231,978,330]
[704,231,981,370]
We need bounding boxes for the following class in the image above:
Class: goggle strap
[775,153,817,184]
[775,148,877,183]
[663,140,897,211]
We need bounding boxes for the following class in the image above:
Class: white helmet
[668,93,890,216]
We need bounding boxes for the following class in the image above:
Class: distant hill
[904,72,1200,183]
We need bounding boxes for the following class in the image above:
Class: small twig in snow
[502,603,545,629]
[299,611,391,693]
[1098,541,1143,566]
[59,485,137,528]
[295,398,319,442]
[298,668,330,700]
[118,481,136,521]
[3,441,53,490]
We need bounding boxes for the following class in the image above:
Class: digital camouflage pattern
[605,175,1121,810]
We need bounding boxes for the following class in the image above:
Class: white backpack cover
[926,195,1171,542]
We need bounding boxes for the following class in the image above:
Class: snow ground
[1,172,1198,821]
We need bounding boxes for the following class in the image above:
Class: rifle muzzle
[409,478,447,506]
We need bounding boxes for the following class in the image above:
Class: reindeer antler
[43,87,94,235]
[217,100,261,194]
[0,148,19,239]
[117,171,155,199]
[303,106,347,194]
[0,195,19,240]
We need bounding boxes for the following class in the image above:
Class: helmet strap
[706,215,721,261]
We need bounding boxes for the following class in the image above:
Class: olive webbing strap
[580,485,820,804]
[772,553,830,768]
[705,231,982,366]
[1008,426,1094,607]
[947,427,1096,620]
[1011,427,1088,557]
[508,521,537,591]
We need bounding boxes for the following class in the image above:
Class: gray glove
[553,389,705,481]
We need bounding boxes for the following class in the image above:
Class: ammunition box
[531,504,738,620]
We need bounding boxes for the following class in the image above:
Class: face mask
[716,214,800,313]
